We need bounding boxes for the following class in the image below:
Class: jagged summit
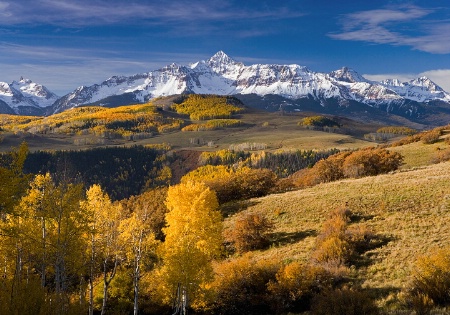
[329,67,367,83]
[207,51,244,75]
[208,51,235,64]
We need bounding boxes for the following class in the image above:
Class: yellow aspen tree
[81,184,123,315]
[15,173,87,313]
[81,184,115,315]
[160,181,223,310]
[119,205,158,315]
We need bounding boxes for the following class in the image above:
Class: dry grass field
[224,159,450,309]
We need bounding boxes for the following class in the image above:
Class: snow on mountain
[1,52,449,118]
[0,77,59,114]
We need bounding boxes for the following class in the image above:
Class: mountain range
[2,51,450,125]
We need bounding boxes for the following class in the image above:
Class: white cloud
[364,70,450,92]
[330,5,450,54]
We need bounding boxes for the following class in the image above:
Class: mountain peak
[209,51,234,64]
[329,67,367,83]
[409,76,444,92]
[207,51,243,75]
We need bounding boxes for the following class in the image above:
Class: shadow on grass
[351,234,397,268]
[269,229,317,246]
[219,199,261,217]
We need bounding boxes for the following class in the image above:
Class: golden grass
[390,140,448,169]
[224,161,450,305]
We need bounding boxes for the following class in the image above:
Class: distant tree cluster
[299,116,340,128]
[248,149,340,178]
[390,124,449,147]
[376,126,417,135]
[172,94,244,120]
[181,119,243,131]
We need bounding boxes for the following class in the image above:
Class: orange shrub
[208,254,279,315]
[224,213,273,253]
[267,262,334,314]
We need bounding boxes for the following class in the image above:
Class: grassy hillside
[224,159,450,309]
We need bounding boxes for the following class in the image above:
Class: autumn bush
[421,129,442,144]
[267,262,334,314]
[312,207,376,273]
[404,247,450,308]
[293,148,403,188]
[208,254,279,315]
[342,148,403,178]
[310,286,379,315]
[224,213,273,253]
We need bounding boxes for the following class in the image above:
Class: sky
[1,0,450,95]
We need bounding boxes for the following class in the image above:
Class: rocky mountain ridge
[1,51,450,125]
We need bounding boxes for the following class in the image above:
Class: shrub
[224,213,273,253]
[235,167,277,200]
[421,129,442,144]
[208,254,279,315]
[310,287,379,315]
[405,247,450,307]
[268,262,334,314]
[342,148,403,178]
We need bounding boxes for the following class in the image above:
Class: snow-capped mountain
[50,51,450,118]
[0,77,59,115]
[1,51,450,124]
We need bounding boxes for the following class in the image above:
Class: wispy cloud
[0,42,217,94]
[330,5,450,54]
[0,0,305,27]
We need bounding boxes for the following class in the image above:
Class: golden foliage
[376,126,417,135]
[158,181,223,308]
[299,115,340,128]
[181,165,277,203]
[208,253,279,314]
[406,247,450,307]
[181,119,242,131]
[224,213,273,253]
[268,262,334,314]
[0,103,184,138]
[172,94,243,120]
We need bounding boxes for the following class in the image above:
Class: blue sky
[1,0,450,95]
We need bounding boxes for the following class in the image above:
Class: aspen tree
[160,181,222,309]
